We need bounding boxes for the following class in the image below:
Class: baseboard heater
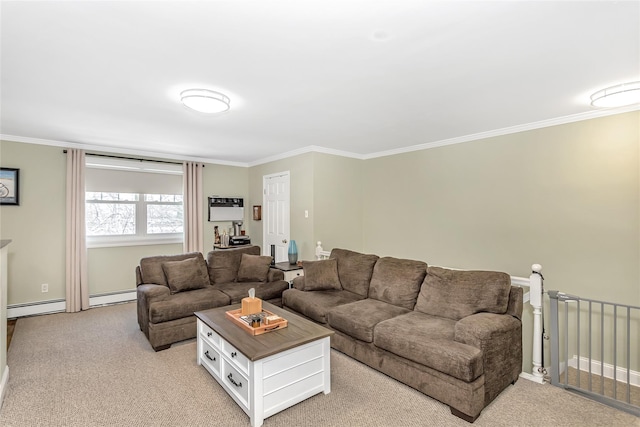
[7,290,137,318]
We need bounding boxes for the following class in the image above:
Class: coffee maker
[232,221,243,236]
[229,220,251,246]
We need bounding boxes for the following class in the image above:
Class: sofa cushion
[236,254,272,283]
[374,311,483,382]
[327,299,410,343]
[139,252,201,287]
[207,245,261,285]
[368,257,427,310]
[415,266,512,321]
[282,288,364,324]
[214,280,290,304]
[161,255,210,294]
[149,287,231,323]
[330,248,379,297]
[301,259,342,291]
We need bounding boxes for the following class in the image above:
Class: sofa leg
[152,344,171,352]
[450,407,478,423]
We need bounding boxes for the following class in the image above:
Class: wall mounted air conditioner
[208,197,244,221]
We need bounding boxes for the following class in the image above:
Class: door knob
[282,239,287,243]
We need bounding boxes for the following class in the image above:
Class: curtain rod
[62,150,195,166]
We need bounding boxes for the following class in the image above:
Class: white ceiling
[1,1,639,166]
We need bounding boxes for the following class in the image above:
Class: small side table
[273,262,304,287]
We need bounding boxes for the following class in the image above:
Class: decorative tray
[225,308,288,336]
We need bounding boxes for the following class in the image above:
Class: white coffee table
[195,302,334,427]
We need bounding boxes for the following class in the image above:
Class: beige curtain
[183,162,204,253]
[65,149,89,312]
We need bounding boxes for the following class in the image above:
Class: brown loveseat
[282,248,522,423]
[136,245,289,351]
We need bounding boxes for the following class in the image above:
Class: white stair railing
[315,241,330,260]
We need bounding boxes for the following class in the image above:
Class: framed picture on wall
[0,168,19,206]
[253,205,261,220]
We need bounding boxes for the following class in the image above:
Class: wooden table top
[195,302,333,361]
[273,262,303,272]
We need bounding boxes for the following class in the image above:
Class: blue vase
[288,240,298,265]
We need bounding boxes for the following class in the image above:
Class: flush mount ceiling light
[180,89,230,114]
[590,81,640,108]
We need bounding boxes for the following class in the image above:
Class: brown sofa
[136,245,289,351]
[282,248,523,423]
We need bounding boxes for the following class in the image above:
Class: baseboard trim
[568,355,640,387]
[7,300,66,318]
[89,291,136,307]
[7,291,137,318]
[0,365,9,412]
[519,372,545,384]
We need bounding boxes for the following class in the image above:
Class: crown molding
[362,105,640,160]
[248,145,364,167]
[0,134,248,167]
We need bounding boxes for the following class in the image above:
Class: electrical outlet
[41,283,49,293]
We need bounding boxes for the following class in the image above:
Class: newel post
[529,263,546,383]
[315,241,324,260]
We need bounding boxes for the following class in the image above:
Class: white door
[263,171,290,262]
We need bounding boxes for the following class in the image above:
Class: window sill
[87,237,183,249]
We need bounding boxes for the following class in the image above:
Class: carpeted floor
[0,302,638,427]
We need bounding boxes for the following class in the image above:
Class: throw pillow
[161,255,210,294]
[139,252,201,286]
[329,248,379,297]
[207,246,261,284]
[368,257,427,310]
[302,259,342,291]
[236,254,272,282]
[414,266,511,321]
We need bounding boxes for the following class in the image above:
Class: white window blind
[85,157,183,194]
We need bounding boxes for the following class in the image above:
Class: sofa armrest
[136,284,171,336]
[136,266,143,286]
[454,313,522,404]
[137,283,170,301]
[268,268,284,282]
[291,276,306,290]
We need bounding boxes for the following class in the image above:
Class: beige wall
[0,141,67,304]
[87,244,183,294]
[362,112,639,305]
[202,163,249,252]
[312,153,364,252]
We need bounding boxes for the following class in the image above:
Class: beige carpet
[0,302,638,427]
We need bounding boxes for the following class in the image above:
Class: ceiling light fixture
[590,81,640,108]
[180,89,230,114]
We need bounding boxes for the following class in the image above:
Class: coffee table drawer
[222,340,249,375]
[199,321,221,348]
[200,340,221,377]
[222,359,249,410]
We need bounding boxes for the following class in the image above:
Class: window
[145,194,184,234]
[86,192,138,236]
[85,157,183,247]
